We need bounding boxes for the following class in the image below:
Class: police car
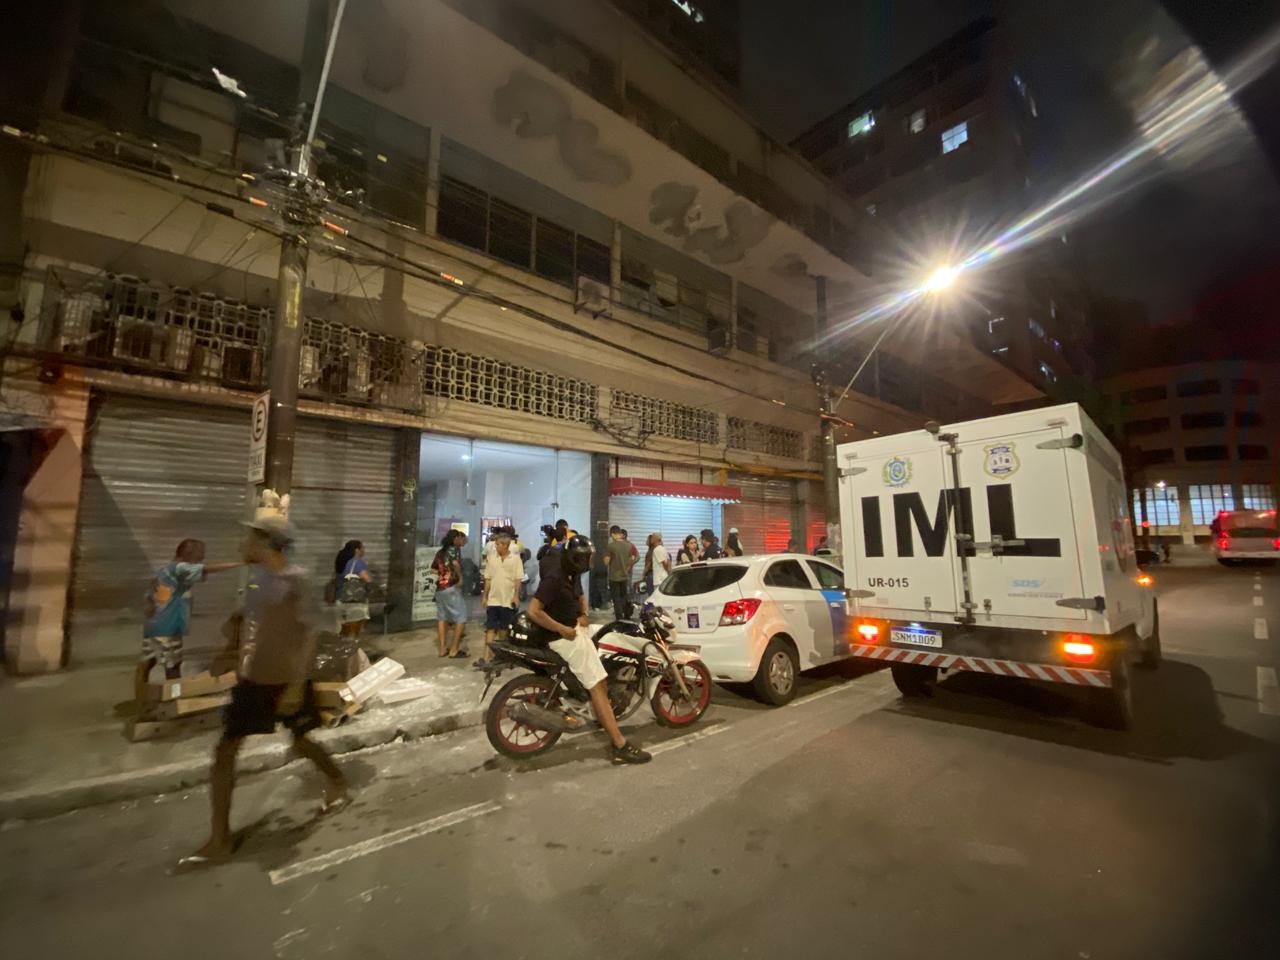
[650,554,850,705]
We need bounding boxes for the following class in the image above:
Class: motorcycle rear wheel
[486,674,564,758]
[651,659,713,727]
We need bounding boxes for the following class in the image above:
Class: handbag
[337,558,370,604]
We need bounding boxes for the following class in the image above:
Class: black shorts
[485,606,517,631]
[222,680,322,741]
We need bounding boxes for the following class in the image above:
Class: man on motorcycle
[527,535,652,765]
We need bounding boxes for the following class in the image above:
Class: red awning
[609,477,742,503]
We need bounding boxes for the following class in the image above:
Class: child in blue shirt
[136,539,239,700]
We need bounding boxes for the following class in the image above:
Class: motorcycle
[477,606,713,759]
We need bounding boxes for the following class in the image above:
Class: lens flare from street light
[924,265,959,293]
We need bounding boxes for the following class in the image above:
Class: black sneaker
[610,741,652,765]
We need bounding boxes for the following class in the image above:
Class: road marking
[1257,667,1280,717]
[792,682,863,706]
[1256,618,1270,641]
[1256,596,1265,606]
[269,800,501,885]
[649,724,730,756]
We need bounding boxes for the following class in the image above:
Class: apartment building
[791,17,1090,388]
[0,0,1036,672]
[1102,362,1279,543]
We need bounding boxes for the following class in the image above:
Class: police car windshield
[659,565,748,596]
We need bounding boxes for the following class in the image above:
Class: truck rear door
[840,437,960,619]
[952,421,1088,622]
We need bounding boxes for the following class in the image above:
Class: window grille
[727,417,804,459]
[611,391,719,444]
[421,345,597,423]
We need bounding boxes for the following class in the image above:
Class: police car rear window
[659,565,748,596]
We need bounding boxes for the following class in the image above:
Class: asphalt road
[2,560,1278,959]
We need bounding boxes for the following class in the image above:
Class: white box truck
[836,403,1160,728]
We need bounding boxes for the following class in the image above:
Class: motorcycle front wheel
[486,674,564,758]
[651,659,713,728]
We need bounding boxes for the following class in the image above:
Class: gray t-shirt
[239,564,316,684]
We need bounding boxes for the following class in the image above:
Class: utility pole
[815,276,842,556]
[262,0,347,504]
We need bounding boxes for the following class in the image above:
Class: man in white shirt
[481,532,525,663]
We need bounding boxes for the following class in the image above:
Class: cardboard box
[312,682,355,709]
[345,657,405,703]
[143,671,236,703]
[375,677,435,705]
[144,692,231,721]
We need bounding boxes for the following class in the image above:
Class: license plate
[687,611,700,629]
[891,626,942,648]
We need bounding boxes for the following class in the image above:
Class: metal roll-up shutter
[290,418,396,600]
[72,395,249,660]
[804,481,828,553]
[607,496,715,557]
[724,476,794,554]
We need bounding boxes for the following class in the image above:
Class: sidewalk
[0,615,608,823]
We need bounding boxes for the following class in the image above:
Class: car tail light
[719,598,762,626]
[1062,635,1097,664]
[1273,538,1280,550]
[1216,537,1230,550]
[1136,573,1154,587]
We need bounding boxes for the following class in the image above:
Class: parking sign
[248,391,269,483]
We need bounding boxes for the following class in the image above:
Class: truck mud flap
[849,644,1111,688]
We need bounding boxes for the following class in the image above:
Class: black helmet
[562,534,593,576]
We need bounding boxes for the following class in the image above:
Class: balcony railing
[35,269,822,458]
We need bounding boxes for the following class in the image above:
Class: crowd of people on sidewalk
[137,512,836,868]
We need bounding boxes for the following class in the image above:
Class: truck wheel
[1139,601,1161,670]
[891,663,937,698]
[1088,656,1133,730]
[752,638,799,706]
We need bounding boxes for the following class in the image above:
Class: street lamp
[923,264,959,294]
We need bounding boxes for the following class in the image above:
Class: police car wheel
[890,664,937,698]
[752,639,799,706]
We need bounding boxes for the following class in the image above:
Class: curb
[0,705,485,824]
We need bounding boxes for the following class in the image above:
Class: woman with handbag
[333,540,374,637]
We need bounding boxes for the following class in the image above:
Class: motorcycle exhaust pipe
[507,701,586,733]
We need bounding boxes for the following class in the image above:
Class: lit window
[1028,318,1046,339]
[987,316,1005,334]
[941,121,968,154]
[1049,299,1057,319]
[1131,486,1180,527]
[847,111,875,138]
[865,203,877,216]
[1029,95,1039,118]
[992,346,1009,355]
[1242,483,1277,510]
[1189,484,1235,525]
[909,108,926,134]
[1038,360,1056,382]
[1013,74,1028,97]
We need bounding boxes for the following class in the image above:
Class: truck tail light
[1062,635,1097,664]
[853,619,884,643]
[719,598,762,626]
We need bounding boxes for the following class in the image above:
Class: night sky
[740,0,1280,328]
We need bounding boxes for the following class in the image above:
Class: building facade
[1100,362,1279,543]
[0,0,1036,673]
[790,17,1090,389]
